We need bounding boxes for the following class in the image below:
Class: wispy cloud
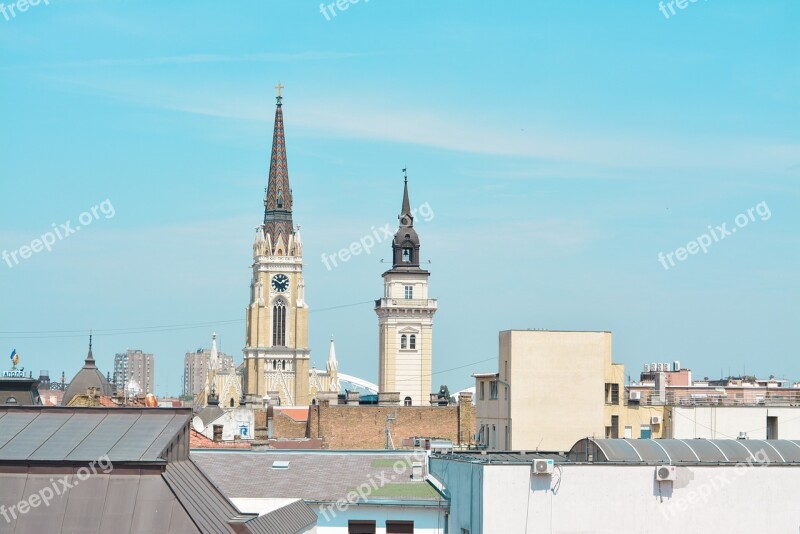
[33,75,800,176]
[18,51,371,70]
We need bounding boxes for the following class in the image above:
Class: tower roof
[387,171,426,273]
[62,334,115,406]
[263,83,294,247]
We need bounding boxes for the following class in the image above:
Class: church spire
[263,82,294,252]
[85,331,96,368]
[390,171,422,270]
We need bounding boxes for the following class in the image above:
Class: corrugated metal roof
[244,500,318,534]
[162,460,253,534]
[569,438,800,464]
[0,470,199,534]
[0,407,190,463]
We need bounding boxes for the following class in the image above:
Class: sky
[0,1,797,397]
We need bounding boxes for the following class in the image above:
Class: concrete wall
[433,459,800,534]
[504,330,611,451]
[314,503,444,533]
[670,406,800,439]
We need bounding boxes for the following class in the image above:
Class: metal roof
[162,460,255,534]
[0,407,190,463]
[0,468,199,533]
[569,438,800,464]
[243,500,318,534]
[432,451,564,463]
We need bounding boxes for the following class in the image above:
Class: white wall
[433,458,800,534]
[670,406,800,439]
[313,503,445,534]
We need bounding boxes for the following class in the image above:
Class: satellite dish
[192,416,205,433]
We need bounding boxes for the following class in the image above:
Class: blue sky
[0,1,797,396]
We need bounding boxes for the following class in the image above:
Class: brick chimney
[213,424,223,442]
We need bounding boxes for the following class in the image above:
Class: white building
[430,439,800,534]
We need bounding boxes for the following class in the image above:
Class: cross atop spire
[275,82,285,106]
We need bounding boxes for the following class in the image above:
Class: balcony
[374,298,438,309]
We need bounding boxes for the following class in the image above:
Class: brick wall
[272,411,308,438]
[306,397,475,449]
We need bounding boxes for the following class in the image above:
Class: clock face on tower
[271,274,289,292]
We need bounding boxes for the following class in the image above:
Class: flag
[8,349,14,361]
[10,349,19,366]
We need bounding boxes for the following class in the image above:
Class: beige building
[475,330,664,452]
[375,176,437,406]
[113,349,154,395]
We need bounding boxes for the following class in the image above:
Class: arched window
[229,398,234,408]
[404,396,412,406]
[409,334,417,350]
[402,248,412,262]
[400,335,407,349]
[273,299,286,346]
[272,360,277,370]
[282,360,286,370]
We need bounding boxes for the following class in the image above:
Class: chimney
[346,391,361,406]
[213,424,223,442]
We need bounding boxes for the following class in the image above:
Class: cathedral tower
[375,174,438,406]
[243,86,311,406]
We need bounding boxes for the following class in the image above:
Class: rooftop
[192,450,445,505]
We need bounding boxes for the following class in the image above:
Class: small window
[480,382,485,401]
[386,521,414,534]
[348,520,376,534]
[404,285,413,299]
[282,360,286,370]
[401,335,407,349]
[229,398,234,407]
[402,248,412,262]
[404,396,412,406]
[272,360,277,370]
[409,334,416,350]
[490,381,498,400]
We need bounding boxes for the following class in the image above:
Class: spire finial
[402,167,408,184]
[89,330,93,351]
[275,82,284,105]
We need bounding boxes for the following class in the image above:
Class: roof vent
[272,461,290,470]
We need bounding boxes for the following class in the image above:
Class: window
[490,380,498,400]
[401,335,407,349]
[640,425,652,439]
[409,334,416,349]
[229,398,234,407]
[272,299,286,346]
[282,360,286,370]
[767,416,779,439]
[605,383,620,405]
[386,521,414,534]
[404,396,412,406]
[272,360,277,370]
[348,520,376,534]
[610,415,619,439]
[404,285,413,299]
[402,248,412,263]
[480,381,485,400]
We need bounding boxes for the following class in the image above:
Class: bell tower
[243,85,311,406]
[375,172,437,406]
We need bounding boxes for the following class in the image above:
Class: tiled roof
[192,451,443,503]
[191,429,252,449]
[274,407,309,422]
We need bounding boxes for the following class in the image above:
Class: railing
[628,390,800,407]
[374,298,438,308]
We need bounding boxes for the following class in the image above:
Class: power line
[0,299,376,339]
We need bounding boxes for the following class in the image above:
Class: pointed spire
[85,331,97,368]
[400,168,412,226]
[327,336,338,371]
[210,332,218,371]
[263,83,294,252]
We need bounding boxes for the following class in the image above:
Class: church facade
[242,89,338,407]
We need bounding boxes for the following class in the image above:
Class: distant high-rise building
[184,335,235,397]
[113,349,155,395]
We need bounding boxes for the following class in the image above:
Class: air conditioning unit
[651,415,662,425]
[629,391,642,401]
[656,465,677,481]
[533,459,554,475]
